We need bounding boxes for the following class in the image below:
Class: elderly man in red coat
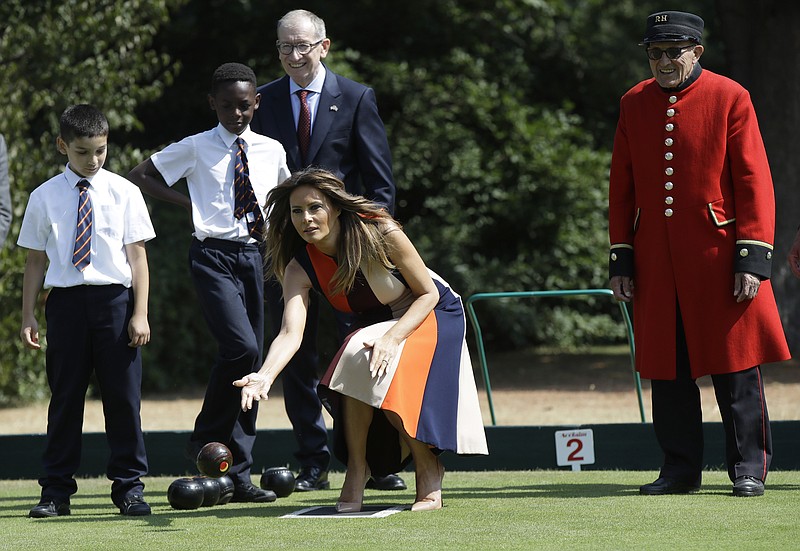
[608,10,790,498]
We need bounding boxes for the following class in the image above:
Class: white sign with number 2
[555,429,595,471]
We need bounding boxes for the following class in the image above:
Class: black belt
[194,237,259,252]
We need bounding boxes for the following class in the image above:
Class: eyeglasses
[646,45,696,61]
[276,39,324,56]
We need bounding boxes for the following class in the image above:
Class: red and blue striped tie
[72,179,92,271]
[233,137,265,240]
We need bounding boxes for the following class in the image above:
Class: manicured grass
[2,470,799,550]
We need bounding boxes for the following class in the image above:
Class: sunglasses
[646,45,696,61]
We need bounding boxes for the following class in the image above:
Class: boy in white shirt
[19,104,155,518]
[128,62,290,503]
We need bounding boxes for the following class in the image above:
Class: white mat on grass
[282,505,408,518]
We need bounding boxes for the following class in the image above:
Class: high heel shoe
[335,501,362,513]
[411,492,442,511]
[412,457,444,512]
[335,465,370,513]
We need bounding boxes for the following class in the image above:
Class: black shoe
[231,482,277,503]
[118,493,151,516]
[639,476,700,495]
[294,467,330,491]
[366,474,407,491]
[733,475,765,497]
[29,499,70,518]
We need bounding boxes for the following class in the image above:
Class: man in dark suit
[251,8,403,492]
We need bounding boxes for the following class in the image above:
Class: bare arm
[128,158,191,212]
[125,241,150,347]
[363,227,439,377]
[20,250,47,349]
[234,259,312,410]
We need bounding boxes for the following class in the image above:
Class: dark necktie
[233,137,265,240]
[72,179,92,271]
[297,90,311,163]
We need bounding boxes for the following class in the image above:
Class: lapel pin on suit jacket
[330,105,338,111]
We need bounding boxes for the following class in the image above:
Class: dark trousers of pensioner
[188,238,264,486]
[265,275,332,472]
[41,285,147,506]
[651,301,772,485]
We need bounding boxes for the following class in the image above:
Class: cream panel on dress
[326,321,407,408]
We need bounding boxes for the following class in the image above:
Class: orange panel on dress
[305,244,352,312]
[381,311,438,438]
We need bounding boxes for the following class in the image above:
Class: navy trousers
[651,302,772,484]
[188,238,264,486]
[41,284,147,505]
[265,276,333,471]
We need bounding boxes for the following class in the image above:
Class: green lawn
[2,470,798,550]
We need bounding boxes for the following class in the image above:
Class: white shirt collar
[64,164,94,188]
[215,123,255,148]
[289,64,327,95]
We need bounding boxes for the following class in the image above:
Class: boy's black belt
[195,237,260,252]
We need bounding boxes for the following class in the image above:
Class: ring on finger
[381,360,389,366]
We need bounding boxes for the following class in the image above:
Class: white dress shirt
[151,124,290,242]
[289,65,327,132]
[17,165,155,288]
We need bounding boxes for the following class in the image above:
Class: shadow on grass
[444,482,800,499]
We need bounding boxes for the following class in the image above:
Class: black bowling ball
[167,477,204,510]
[216,474,235,505]
[193,476,221,507]
[260,466,295,498]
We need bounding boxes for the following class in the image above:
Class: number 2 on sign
[566,438,584,461]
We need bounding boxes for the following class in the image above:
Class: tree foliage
[0,0,183,405]
[0,0,746,404]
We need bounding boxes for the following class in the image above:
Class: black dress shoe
[639,476,700,495]
[119,493,152,516]
[733,475,765,497]
[29,499,70,518]
[294,467,330,491]
[366,473,407,491]
[231,482,277,503]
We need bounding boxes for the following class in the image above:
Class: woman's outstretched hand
[233,373,272,411]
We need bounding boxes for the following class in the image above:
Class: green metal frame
[464,289,645,425]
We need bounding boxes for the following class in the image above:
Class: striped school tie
[72,179,92,271]
[233,137,265,240]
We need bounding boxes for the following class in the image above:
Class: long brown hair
[264,168,398,296]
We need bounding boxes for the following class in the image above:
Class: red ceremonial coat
[608,68,790,379]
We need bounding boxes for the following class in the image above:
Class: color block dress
[294,243,488,475]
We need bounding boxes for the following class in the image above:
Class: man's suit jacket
[251,67,395,213]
